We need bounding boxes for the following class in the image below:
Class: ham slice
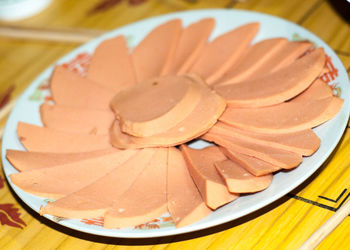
[104,148,168,228]
[214,48,326,107]
[132,19,182,82]
[6,148,118,172]
[206,122,320,156]
[40,103,114,135]
[251,41,312,77]
[50,66,114,110]
[167,147,211,227]
[190,22,259,84]
[219,96,343,134]
[111,75,201,137]
[10,149,138,199]
[216,38,288,85]
[220,147,280,176]
[215,159,273,193]
[164,18,215,75]
[87,35,136,92]
[17,122,112,153]
[180,145,238,210]
[110,74,226,148]
[202,133,302,169]
[40,148,156,219]
[291,79,333,103]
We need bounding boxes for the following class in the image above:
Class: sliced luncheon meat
[207,122,320,156]
[6,148,118,172]
[215,159,273,193]
[17,122,112,153]
[291,79,333,103]
[216,38,288,85]
[40,148,156,219]
[214,48,326,107]
[251,41,312,77]
[132,19,182,82]
[111,75,226,148]
[40,103,114,135]
[220,147,280,176]
[9,18,346,230]
[319,66,330,76]
[104,148,168,229]
[111,75,201,137]
[180,145,238,210]
[202,133,302,169]
[167,147,211,227]
[87,35,136,92]
[50,66,115,110]
[190,22,259,84]
[10,149,138,199]
[164,18,215,75]
[219,96,343,134]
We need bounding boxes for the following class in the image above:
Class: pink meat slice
[167,147,211,227]
[132,19,182,82]
[87,35,136,92]
[190,22,259,85]
[10,149,138,199]
[202,133,302,169]
[110,74,201,137]
[164,18,215,75]
[40,148,156,219]
[214,48,326,107]
[251,41,312,77]
[215,159,273,193]
[17,122,112,153]
[6,148,118,172]
[219,96,343,134]
[180,145,238,210]
[104,148,168,229]
[291,79,333,103]
[50,66,115,110]
[220,147,281,176]
[40,103,114,135]
[216,38,288,85]
[110,74,226,149]
[206,121,320,156]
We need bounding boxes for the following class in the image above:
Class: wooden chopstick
[300,198,350,249]
[0,25,105,43]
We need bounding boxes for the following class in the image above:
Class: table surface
[0,0,350,249]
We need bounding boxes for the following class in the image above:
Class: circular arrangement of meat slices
[7,18,344,229]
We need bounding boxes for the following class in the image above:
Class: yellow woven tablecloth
[0,0,349,249]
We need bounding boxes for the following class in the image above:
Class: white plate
[2,9,350,238]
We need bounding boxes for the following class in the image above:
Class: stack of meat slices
[7,18,344,229]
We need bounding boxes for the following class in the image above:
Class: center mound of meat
[109,74,227,149]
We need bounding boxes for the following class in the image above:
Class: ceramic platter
[2,9,350,238]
